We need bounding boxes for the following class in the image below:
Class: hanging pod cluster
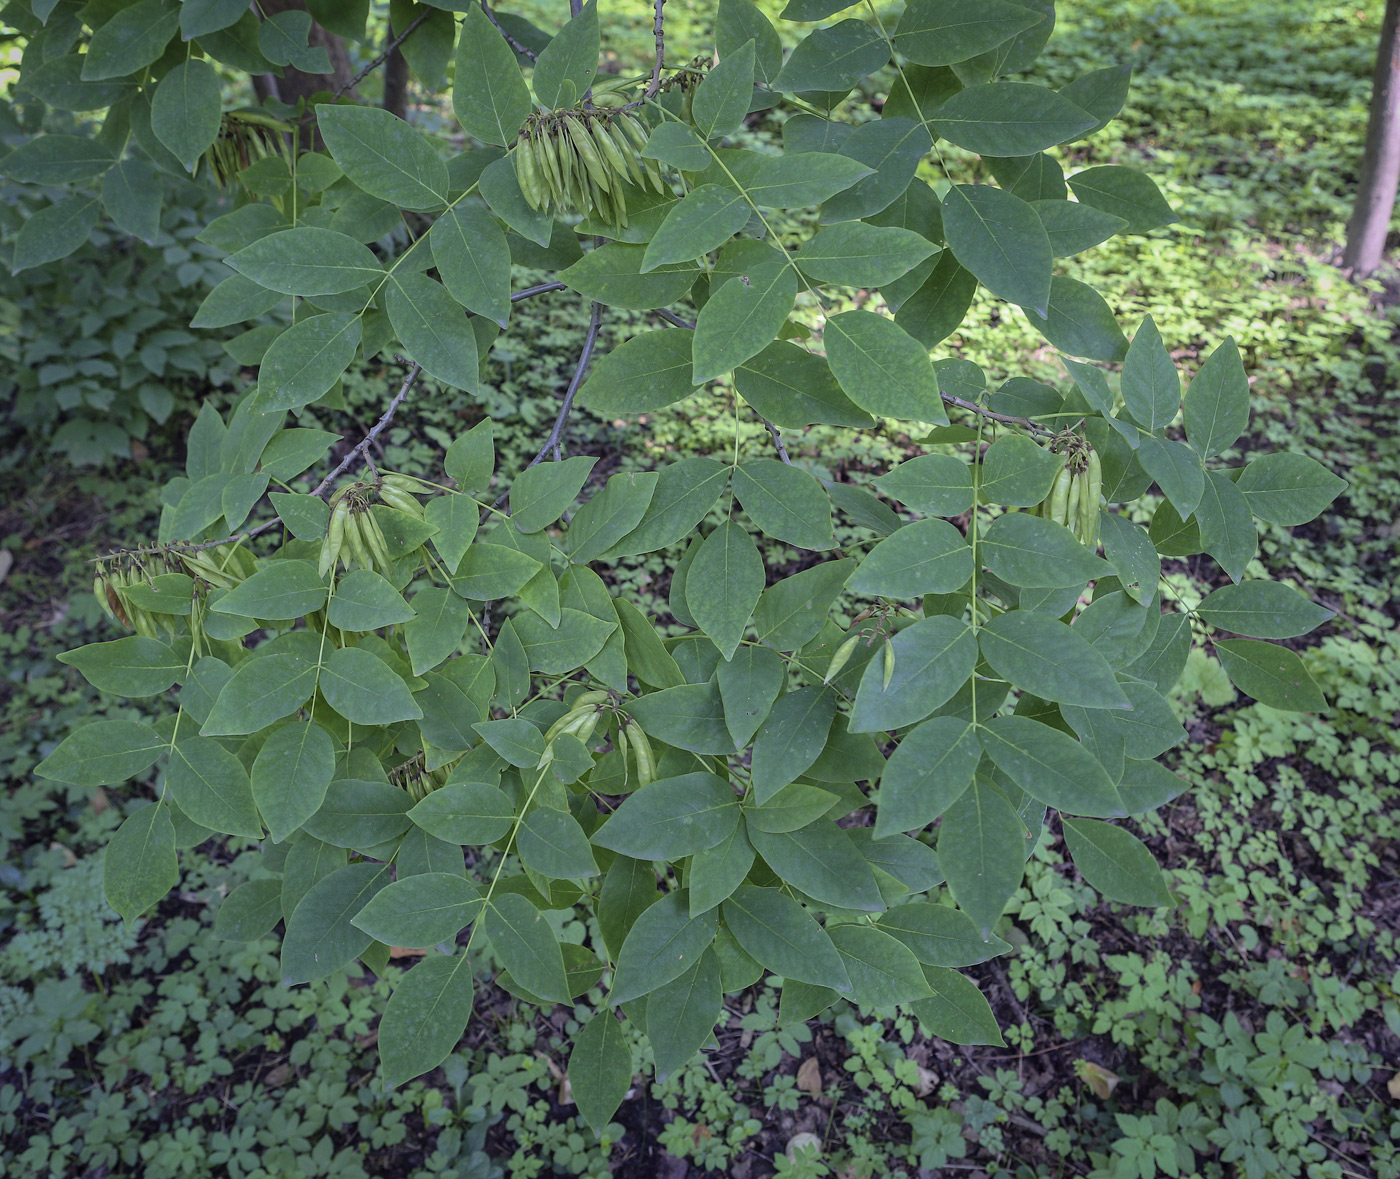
[513,107,665,230]
[318,473,432,579]
[1026,435,1103,547]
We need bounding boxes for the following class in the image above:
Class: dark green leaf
[318,104,448,210]
[942,183,1051,314]
[847,519,972,598]
[379,953,475,1088]
[911,966,1005,1045]
[1214,639,1327,712]
[978,611,1130,710]
[578,330,694,415]
[281,862,389,984]
[104,803,179,925]
[452,4,533,147]
[1235,453,1347,526]
[850,616,977,733]
[569,1011,633,1132]
[722,886,851,990]
[875,717,980,837]
[877,903,1011,967]
[825,310,947,424]
[609,891,718,1005]
[485,892,570,1003]
[936,781,1026,937]
[1062,817,1173,906]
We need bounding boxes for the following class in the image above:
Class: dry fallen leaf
[389,946,429,958]
[1077,1059,1120,1100]
[796,1056,822,1097]
[1387,1071,1400,1101]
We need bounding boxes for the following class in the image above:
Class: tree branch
[481,0,538,62]
[337,11,431,98]
[654,307,695,329]
[512,281,567,302]
[645,0,666,97]
[762,417,793,464]
[526,301,604,468]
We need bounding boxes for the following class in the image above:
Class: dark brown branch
[336,11,430,98]
[761,417,793,464]
[654,307,695,329]
[526,301,604,467]
[512,281,567,302]
[645,0,666,98]
[482,0,538,62]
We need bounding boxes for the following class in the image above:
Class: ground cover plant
[0,0,1394,1170]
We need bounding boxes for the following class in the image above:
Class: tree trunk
[382,45,409,120]
[1344,0,1400,276]
[255,0,358,149]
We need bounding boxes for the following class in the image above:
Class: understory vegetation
[1,1,1397,1177]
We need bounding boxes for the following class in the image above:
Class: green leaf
[2,135,113,185]
[825,310,946,424]
[1033,198,1126,257]
[321,647,422,725]
[568,472,660,564]
[593,772,739,859]
[716,644,784,748]
[875,717,980,837]
[894,251,978,348]
[821,118,933,224]
[609,891,718,1005]
[11,196,99,273]
[58,637,182,698]
[980,512,1111,587]
[615,597,685,689]
[849,617,977,733]
[893,0,1043,65]
[202,651,317,737]
[532,0,599,109]
[151,60,222,172]
[828,925,931,1006]
[694,39,755,139]
[978,612,1129,710]
[473,718,546,768]
[750,687,836,803]
[1235,453,1347,526]
[628,680,735,755]
[1196,581,1332,639]
[978,715,1124,817]
[1182,337,1250,459]
[648,949,723,1081]
[167,736,262,838]
[429,204,511,326]
[1137,436,1205,520]
[747,821,883,912]
[911,967,1005,1045]
[1059,63,1132,138]
[1068,165,1176,233]
[740,150,874,207]
[446,419,495,494]
[318,104,448,211]
[453,4,533,147]
[449,543,541,600]
[478,154,552,247]
[259,429,339,482]
[773,19,887,92]
[942,183,1051,315]
[353,873,483,946]
[1098,513,1160,605]
[1062,817,1173,906]
[213,878,284,942]
[1213,639,1327,712]
[104,803,179,926]
[733,460,834,550]
[979,434,1063,508]
[258,10,331,71]
[255,313,362,413]
[692,252,798,382]
[1024,277,1128,361]
[734,343,874,429]
[100,157,163,241]
[379,954,475,1088]
[302,779,413,848]
[935,82,1094,156]
[251,720,335,843]
[794,222,938,288]
[409,781,515,844]
[84,0,180,79]
[1194,469,1257,582]
[603,458,729,559]
[686,522,766,660]
[717,0,783,86]
[281,862,390,984]
[753,558,856,651]
[400,587,469,675]
[847,519,972,598]
[877,903,1011,968]
[642,121,714,170]
[722,886,851,991]
[1121,316,1179,432]
[485,892,571,1001]
[748,783,840,834]
[510,456,596,533]
[578,329,694,415]
[328,570,415,630]
[513,607,616,674]
[642,184,750,272]
[387,273,480,392]
[874,454,974,516]
[211,560,326,620]
[519,809,599,879]
[36,720,163,787]
[688,825,756,916]
[228,227,381,297]
[569,1012,634,1132]
[936,781,1026,937]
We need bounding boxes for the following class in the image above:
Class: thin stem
[511,281,567,302]
[337,11,431,98]
[761,417,793,465]
[645,0,666,98]
[944,394,1054,437]
[654,307,695,329]
[525,301,604,469]
[481,0,538,62]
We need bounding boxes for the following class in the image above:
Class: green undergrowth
[3,0,1399,1175]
